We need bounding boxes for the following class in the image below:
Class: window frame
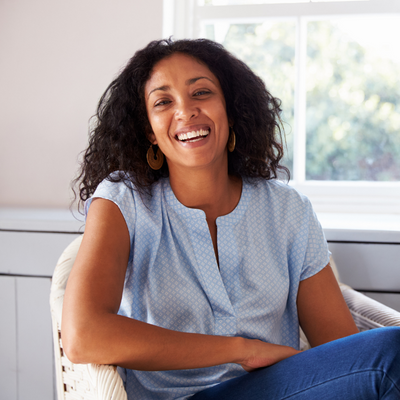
[164,0,400,215]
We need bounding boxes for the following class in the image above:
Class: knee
[361,327,400,364]
[371,327,400,386]
[368,326,400,348]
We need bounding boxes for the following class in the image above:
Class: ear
[147,131,158,145]
[228,118,234,128]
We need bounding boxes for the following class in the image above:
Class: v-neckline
[162,177,250,225]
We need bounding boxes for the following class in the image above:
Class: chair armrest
[61,354,127,400]
[50,235,127,400]
[340,283,400,331]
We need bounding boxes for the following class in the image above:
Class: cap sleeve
[299,197,331,281]
[84,178,136,244]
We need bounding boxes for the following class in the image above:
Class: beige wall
[0,0,163,208]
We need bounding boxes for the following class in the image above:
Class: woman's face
[144,52,230,174]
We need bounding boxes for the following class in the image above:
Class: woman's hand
[238,339,301,372]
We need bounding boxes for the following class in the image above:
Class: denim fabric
[191,328,400,400]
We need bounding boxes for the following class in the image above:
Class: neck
[168,164,242,222]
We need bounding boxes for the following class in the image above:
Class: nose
[174,98,199,121]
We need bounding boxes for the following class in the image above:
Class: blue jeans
[191,327,400,399]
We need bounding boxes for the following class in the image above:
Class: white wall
[0,0,164,209]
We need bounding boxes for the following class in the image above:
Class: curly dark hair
[73,37,289,208]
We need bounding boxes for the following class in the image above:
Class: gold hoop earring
[147,145,164,170]
[228,128,236,152]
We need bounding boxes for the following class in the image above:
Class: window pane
[306,16,400,181]
[202,21,296,174]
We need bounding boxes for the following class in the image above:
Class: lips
[176,128,210,142]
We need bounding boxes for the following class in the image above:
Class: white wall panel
[0,232,81,276]
[0,277,18,400]
[329,242,400,291]
[16,277,54,400]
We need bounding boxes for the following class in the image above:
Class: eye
[154,99,171,107]
[194,90,211,97]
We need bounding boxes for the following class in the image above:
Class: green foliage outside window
[306,21,400,181]
[205,19,400,181]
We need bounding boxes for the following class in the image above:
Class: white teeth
[177,129,209,141]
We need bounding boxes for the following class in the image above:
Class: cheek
[212,99,229,123]
[147,114,173,145]
[146,112,162,135]
[149,110,170,130]
[215,107,230,132]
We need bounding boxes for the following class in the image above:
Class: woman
[62,38,400,399]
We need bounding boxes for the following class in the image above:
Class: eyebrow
[148,85,170,98]
[186,76,215,86]
[147,76,216,98]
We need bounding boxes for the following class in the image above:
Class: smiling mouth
[176,129,210,142]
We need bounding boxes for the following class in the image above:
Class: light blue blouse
[86,176,330,400]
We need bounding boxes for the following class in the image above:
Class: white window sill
[290,181,400,216]
[317,212,400,243]
[0,208,84,233]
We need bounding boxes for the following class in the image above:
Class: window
[164,0,400,214]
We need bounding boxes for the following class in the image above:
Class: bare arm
[62,198,298,371]
[297,264,359,348]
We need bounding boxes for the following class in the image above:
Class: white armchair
[50,236,400,400]
[50,235,127,400]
